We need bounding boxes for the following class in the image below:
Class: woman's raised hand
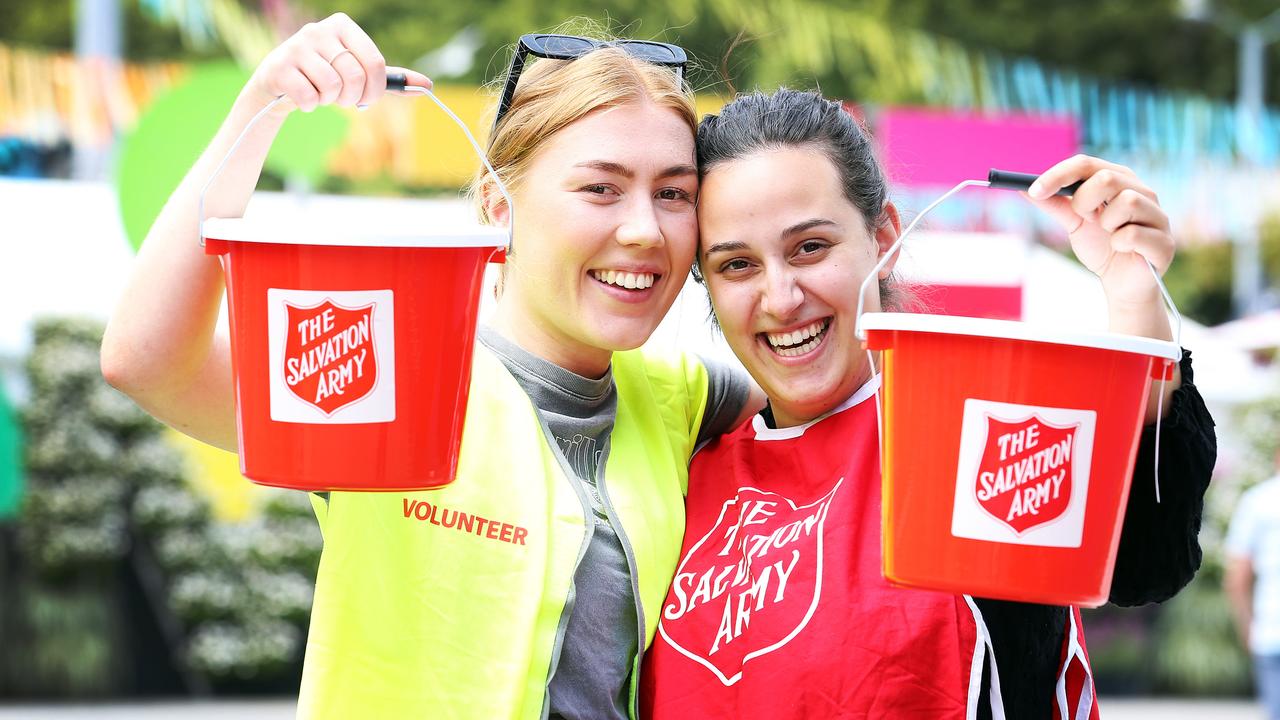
[244,12,432,113]
[1025,155,1173,310]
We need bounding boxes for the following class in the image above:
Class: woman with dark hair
[641,88,1216,719]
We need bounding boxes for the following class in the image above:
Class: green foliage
[17,318,138,580]
[5,317,140,695]
[8,316,323,695]
[1153,572,1254,695]
[1261,213,1280,289]
[6,0,1277,106]
[5,580,129,697]
[0,0,197,60]
[1162,239,1235,326]
[287,0,1279,105]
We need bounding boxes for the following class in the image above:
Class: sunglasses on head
[493,33,688,133]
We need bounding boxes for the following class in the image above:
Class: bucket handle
[855,171,1184,504]
[854,173,1182,348]
[198,72,515,257]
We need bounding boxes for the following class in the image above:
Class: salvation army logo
[951,399,1096,548]
[974,415,1077,535]
[657,479,841,686]
[283,299,378,416]
[266,288,396,424]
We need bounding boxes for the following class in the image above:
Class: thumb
[388,66,433,92]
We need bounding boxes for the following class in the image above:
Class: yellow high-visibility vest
[298,344,708,719]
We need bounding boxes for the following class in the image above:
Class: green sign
[0,383,22,518]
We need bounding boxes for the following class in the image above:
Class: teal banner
[0,384,22,518]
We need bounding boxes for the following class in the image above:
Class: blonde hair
[472,43,697,225]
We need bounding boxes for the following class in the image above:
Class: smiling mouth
[589,269,659,291]
[762,318,832,358]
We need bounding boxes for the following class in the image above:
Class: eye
[657,187,694,202]
[582,184,615,195]
[718,258,752,274]
[798,239,828,255]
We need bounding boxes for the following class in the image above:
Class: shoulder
[614,348,709,398]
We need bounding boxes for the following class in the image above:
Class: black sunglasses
[493,34,688,132]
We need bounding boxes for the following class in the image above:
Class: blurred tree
[7,317,134,696]
[0,0,202,60]
[9,0,1262,106]
[285,0,1278,105]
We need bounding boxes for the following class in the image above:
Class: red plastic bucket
[862,313,1180,606]
[203,215,505,492]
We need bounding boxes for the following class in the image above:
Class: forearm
[101,90,288,449]
[101,91,285,392]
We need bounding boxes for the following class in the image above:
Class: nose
[615,197,665,249]
[759,264,803,320]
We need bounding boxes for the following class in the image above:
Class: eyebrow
[781,218,840,237]
[703,240,747,256]
[703,218,839,257]
[572,160,698,181]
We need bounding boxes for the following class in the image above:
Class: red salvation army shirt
[640,378,999,719]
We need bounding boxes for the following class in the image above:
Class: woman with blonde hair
[102,15,760,718]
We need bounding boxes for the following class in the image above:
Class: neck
[490,298,612,379]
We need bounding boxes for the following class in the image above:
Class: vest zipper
[595,438,647,720]
[536,417,596,720]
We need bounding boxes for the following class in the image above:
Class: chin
[592,322,657,352]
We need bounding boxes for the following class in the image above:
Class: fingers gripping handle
[198,71,515,258]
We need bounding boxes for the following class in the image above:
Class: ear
[480,175,512,229]
[874,201,902,280]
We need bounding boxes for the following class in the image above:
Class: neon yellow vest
[297,345,708,719]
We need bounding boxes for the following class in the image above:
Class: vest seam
[531,405,597,720]
[595,436,648,720]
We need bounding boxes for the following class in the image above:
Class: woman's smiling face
[699,145,899,427]
[493,101,699,376]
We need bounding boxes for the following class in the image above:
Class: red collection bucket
[862,314,1180,606]
[200,85,509,492]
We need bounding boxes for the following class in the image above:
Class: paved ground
[0,697,1267,719]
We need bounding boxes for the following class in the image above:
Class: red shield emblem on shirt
[974,415,1078,535]
[657,480,841,686]
[282,299,378,416]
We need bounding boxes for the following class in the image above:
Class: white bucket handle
[854,174,1182,348]
[198,72,515,256]
[855,172,1183,504]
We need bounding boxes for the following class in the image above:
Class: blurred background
[2,0,1279,715]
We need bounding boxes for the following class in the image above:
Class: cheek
[664,213,699,259]
[707,283,753,336]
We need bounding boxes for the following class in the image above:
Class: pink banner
[874,108,1079,188]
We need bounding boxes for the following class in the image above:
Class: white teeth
[766,319,828,348]
[592,270,655,290]
[775,334,823,357]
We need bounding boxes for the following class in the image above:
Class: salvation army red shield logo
[282,299,378,416]
[657,480,840,686]
[973,415,1078,535]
